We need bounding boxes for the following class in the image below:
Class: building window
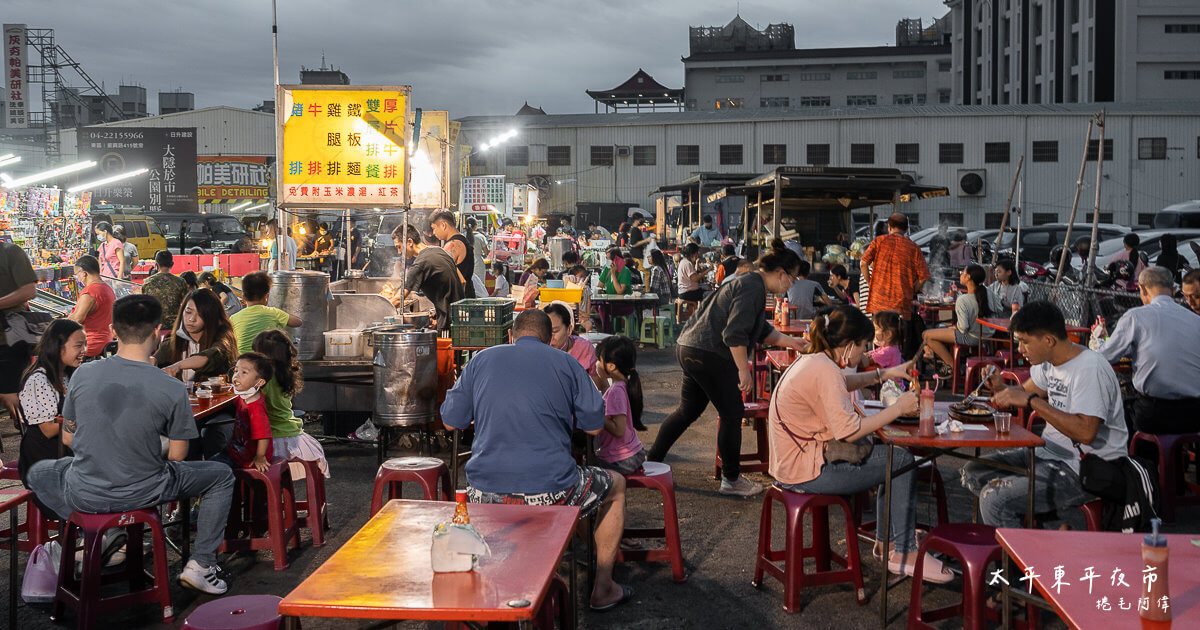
[807,144,830,165]
[715,97,744,109]
[590,145,614,166]
[1099,213,1114,224]
[846,95,877,106]
[760,74,789,82]
[1165,24,1200,33]
[798,72,830,81]
[938,60,952,72]
[762,144,787,165]
[506,145,529,167]
[939,143,964,164]
[1138,137,1167,160]
[1032,140,1059,162]
[719,144,743,165]
[893,69,926,79]
[676,145,699,166]
[798,96,831,107]
[1032,212,1059,226]
[685,99,697,110]
[893,94,915,105]
[1164,70,1200,80]
[938,89,951,104]
[847,71,877,80]
[633,145,657,166]
[894,143,920,164]
[939,213,964,227]
[984,213,1005,229]
[1137,213,1157,226]
[985,142,1010,163]
[1086,139,1114,161]
[547,145,571,167]
[917,94,927,105]
[760,97,790,108]
[850,143,874,164]
[715,74,745,83]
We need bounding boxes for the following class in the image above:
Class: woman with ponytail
[922,263,994,371]
[649,239,808,497]
[769,305,952,583]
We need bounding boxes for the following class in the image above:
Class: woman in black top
[1157,234,1184,283]
[648,240,810,497]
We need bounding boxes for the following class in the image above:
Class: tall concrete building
[683,15,953,112]
[159,91,195,115]
[119,85,148,118]
[945,0,1200,105]
[300,66,350,85]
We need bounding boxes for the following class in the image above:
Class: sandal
[888,551,954,584]
[589,584,634,612]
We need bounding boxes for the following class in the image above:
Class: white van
[1152,200,1200,229]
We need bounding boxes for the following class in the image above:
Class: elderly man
[440,310,631,611]
[1098,266,1200,434]
[1183,269,1200,315]
[860,213,930,319]
[965,301,1127,527]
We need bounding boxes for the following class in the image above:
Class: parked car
[992,223,1131,264]
[154,213,255,254]
[90,212,167,260]
[1152,200,1200,229]
[1096,229,1200,265]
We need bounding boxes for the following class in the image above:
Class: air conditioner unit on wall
[957,169,986,197]
[616,145,631,157]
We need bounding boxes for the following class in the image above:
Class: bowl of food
[949,401,994,421]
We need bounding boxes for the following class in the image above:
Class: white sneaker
[719,476,763,497]
[179,559,228,595]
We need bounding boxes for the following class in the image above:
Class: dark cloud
[7,0,948,116]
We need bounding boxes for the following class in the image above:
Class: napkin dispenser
[431,523,490,573]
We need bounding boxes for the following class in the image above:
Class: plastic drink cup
[994,411,1012,434]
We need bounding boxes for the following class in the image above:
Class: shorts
[599,448,647,477]
[954,329,980,346]
[467,465,614,519]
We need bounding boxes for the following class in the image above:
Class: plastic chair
[220,461,301,571]
[908,523,1001,630]
[752,486,867,613]
[655,315,676,347]
[52,509,174,629]
[639,317,659,347]
[963,356,1006,396]
[370,457,453,515]
[0,460,54,552]
[287,458,328,547]
[617,462,686,582]
[951,342,984,395]
[1129,431,1200,523]
[1079,501,1104,531]
[182,594,284,630]
[714,401,770,479]
[612,314,639,338]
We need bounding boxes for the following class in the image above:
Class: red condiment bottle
[452,490,470,525]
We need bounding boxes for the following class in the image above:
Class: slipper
[620,537,644,550]
[888,551,954,584]
[589,584,634,612]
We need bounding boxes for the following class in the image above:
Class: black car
[993,223,1131,264]
[154,213,255,254]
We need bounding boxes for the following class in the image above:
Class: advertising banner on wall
[410,109,448,208]
[4,24,28,128]
[79,126,198,212]
[197,156,271,203]
[277,84,410,207]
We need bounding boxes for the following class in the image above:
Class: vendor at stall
[390,224,464,333]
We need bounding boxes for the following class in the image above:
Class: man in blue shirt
[441,310,632,611]
[689,215,721,247]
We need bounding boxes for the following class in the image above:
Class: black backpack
[1078,452,1160,533]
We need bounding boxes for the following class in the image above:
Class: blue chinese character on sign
[288,161,303,175]
[291,103,303,117]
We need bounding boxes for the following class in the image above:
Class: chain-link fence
[1025,281,1141,328]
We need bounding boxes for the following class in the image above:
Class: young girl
[594,336,646,476]
[252,329,330,477]
[218,353,274,473]
[863,310,907,389]
[490,261,510,297]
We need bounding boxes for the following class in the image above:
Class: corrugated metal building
[59,105,274,160]
[458,101,1200,230]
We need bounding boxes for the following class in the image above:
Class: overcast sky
[7,0,948,117]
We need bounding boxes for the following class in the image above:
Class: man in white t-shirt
[964,301,1127,528]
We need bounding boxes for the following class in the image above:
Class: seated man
[963,301,1127,527]
[26,294,235,594]
[1098,266,1200,434]
[440,310,631,611]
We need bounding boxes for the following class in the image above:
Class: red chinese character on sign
[359,187,367,196]
[377,187,386,196]
[307,103,322,115]
[311,187,320,196]
[8,69,18,78]
[307,161,322,175]
[8,35,19,45]
[300,186,308,196]
[288,186,297,196]
[390,187,399,196]
[383,165,397,179]
[347,187,355,197]
[324,187,332,196]
[335,187,343,196]
[384,99,397,112]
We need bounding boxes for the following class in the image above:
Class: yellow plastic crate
[538,287,584,304]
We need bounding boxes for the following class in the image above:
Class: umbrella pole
[1053,118,1095,285]
[992,155,1024,269]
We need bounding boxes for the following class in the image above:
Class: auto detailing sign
[197,156,270,202]
[277,85,410,207]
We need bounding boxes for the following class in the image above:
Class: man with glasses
[964,301,1128,527]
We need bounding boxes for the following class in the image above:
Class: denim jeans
[649,345,746,481]
[779,444,919,554]
[26,457,235,567]
[960,448,1094,528]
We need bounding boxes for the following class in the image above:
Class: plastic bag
[22,542,58,603]
[349,419,379,442]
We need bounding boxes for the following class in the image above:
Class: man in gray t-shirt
[26,294,235,594]
[962,301,1127,528]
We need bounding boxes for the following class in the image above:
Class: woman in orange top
[767,305,952,583]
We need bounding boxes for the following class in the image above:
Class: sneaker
[179,559,228,595]
[719,475,762,497]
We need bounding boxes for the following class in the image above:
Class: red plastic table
[996,528,1200,629]
[914,299,956,326]
[774,321,810,337]
[867,401,1045,626]
[279,499,579,627]
[190,391,237,422]
[1,487,33,629]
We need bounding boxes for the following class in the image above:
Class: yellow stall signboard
[277,85,410,207]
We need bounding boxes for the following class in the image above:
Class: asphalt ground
[1,345,1196,628]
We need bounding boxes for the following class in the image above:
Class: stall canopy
[649,172,759,239]
[707,166,947,255]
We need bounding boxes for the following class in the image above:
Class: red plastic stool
[370,457,453,515]
[52,508,174,629]
[220,461,300,571]
[751,486,867,613]
[908,523,1001,630]
[1129,431,1200,523]
[183,594,285,629]
[963,356,1005,396]
[950,343,983,394]
[287,458,328,547]
[0,460,54,552]
[1079,501,1104,531]
[617,461,687,582]
[714,401,770,480]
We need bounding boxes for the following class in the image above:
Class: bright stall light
[244,202,270,212]
[3,160,98,189]
[0,155,19,168]
[229,201,254,212]
[67,167,150,193]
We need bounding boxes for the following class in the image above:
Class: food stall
[0,186,92,297]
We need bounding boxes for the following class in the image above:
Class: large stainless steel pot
[549,236,573,269]
[372,328,438,426]
[268,270,329,360]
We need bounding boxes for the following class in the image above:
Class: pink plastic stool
[617,461,687,582]
[220,461,301,570]
[52,508,174,629]
[963,356,1005,396]
[0,460,54,552]
[183,594,286,629]
[908,523,1001,630]
[288,458,328,547]
[370,457,453,515]
[714,401,770,480]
